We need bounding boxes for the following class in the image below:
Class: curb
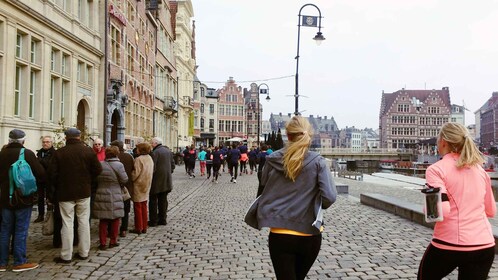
[360,192,498,254]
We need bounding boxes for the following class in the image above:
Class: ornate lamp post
[257,83,270,148]
[294,3,325,116]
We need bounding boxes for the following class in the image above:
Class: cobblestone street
[2,170,498,279]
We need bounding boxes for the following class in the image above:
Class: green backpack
[9,148,38,201]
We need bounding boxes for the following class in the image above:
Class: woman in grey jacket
[257,116,337,280]
[92,146,128,250]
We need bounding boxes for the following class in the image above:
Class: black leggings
[417,243,495,280]
[269,232,321,280]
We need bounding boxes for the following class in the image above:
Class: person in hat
[48,128,102,263]
[0,129,46,272]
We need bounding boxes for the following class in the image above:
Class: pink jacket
[426,153,496,251]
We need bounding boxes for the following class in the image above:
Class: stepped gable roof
[380,87,451,117]
[479,92,498,113]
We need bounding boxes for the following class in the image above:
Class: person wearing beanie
[0,129,46,272]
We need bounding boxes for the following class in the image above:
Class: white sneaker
[233,179,237,183]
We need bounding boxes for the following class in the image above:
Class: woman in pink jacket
[418,122,496,279]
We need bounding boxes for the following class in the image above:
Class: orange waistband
[270,227,323,236]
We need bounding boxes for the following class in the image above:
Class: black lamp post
[257,83,270,148]
[294,3,325,116]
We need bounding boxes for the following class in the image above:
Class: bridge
[314,148,414,162]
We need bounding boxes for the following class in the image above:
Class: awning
[226,137,244,142]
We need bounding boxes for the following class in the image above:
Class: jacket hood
[265,149,321,173]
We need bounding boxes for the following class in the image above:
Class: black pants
[213,164,221,181]
[269,232,321,280]
[120,199,131,232]
[149,191,168,225]
[417,243,495,280]
[229,164,238,180]
[249,159,256,171]
[206,164,212,178]
[37,184,46,217]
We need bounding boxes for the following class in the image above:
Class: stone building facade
[0,0,103,150]
[171,0,196,149]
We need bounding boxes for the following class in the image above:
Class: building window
[397,104,409,112]
[29,71,36,118]
[14,66,21,116]
[50,78,55,121]
[127,42,134,73]
[110,25,121,65]
[16,33,24,59]
[209,104,214,115]
[62,54,69,76]
[200,103,205,113]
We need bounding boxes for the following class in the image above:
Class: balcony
[164,96,178,114]
[181,96,194,110]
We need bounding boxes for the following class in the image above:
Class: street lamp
[294,3,325,116]
[257,83,270,148]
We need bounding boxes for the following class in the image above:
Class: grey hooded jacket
[256,150,337,235]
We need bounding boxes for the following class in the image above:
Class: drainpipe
[103,0,109,145]
[176,78,179,152]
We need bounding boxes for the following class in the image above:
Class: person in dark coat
[256,144,269,197]
[0,129,46,272]
[187,145,197,178]
[92,146,128,250]
[110,140,134,237]
[182,146,190,174]
[228,144,241,183]
[211,146,223,183]
[34,136,56,223]
[48,128,102,263]
[149,137,175,226]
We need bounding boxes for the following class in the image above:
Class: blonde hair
[438,122,483,168]
[283,116,314,182]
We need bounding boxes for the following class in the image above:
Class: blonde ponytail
[282,116,314,181]
[439,122,483,168]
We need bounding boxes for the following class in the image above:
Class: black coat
[0,143,46,209]
[150,145,175,194]
[48,138,102,202]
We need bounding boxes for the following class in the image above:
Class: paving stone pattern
[1,169,498,279]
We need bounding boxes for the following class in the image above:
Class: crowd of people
[0,128,174,271]
[0,118,495,279]
[180,142,273,185]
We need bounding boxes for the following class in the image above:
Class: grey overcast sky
[192,0,498,129]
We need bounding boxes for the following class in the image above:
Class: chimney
[288,113,291,117]
[310,115,314,118]
[324,116,327,120]
[279,112,282,116]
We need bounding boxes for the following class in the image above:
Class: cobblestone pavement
[2,168,498,279]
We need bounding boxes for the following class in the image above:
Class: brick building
[477,92,498,150]
[379,87,451,150]
[217,77,246,144]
